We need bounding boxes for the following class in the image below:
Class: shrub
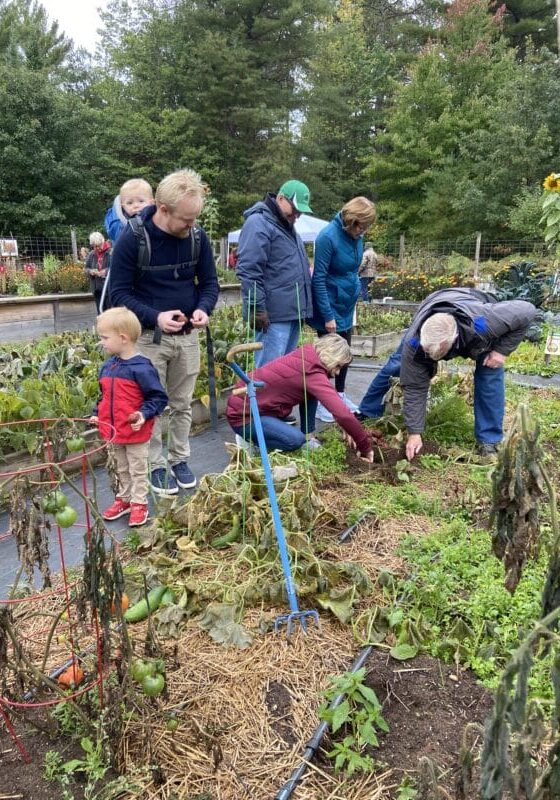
[32,270,56,295]
[54,263,89,293]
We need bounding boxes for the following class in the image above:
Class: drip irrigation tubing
[337,511,375,543]
[274,644,373,800]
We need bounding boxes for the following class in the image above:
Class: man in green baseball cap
[236,178,314,373]
[278,179,313,214]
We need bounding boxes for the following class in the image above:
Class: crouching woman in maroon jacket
[226,334,378,461]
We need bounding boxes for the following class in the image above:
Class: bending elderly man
[356,288,537,460]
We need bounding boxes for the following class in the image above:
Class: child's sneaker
[129,503,149,527]
[102,498,131,520]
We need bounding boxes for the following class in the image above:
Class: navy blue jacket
[110,205,219,330]
[309,212,362,332]
[236,194,312,322]
[94,353,168,444]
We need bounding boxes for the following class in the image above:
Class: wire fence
[0,231,551,272]
[380,236,548,264]
[0,233,82,267]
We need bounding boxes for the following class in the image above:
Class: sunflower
[543,173,560,191]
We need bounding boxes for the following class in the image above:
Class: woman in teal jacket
[309,197,377,419]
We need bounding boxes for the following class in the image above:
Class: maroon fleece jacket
[226,344,371,456]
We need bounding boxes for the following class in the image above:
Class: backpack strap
[128,215,151,270]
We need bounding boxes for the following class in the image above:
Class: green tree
[298,0,394,217]
[0,0,70,70]
[366,0,560,240]
[97,0,330,232]
[0,64,106,235]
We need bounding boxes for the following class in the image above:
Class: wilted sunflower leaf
[154,604,186,638]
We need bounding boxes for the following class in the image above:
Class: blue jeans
[255,321,301,368]
[359,340,505,444]
[232,416,306,452]
[359,277,370,302]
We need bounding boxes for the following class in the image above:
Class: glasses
[354,222,369,234]
[287,198,302,218]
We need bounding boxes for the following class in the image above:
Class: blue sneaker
[171,461,197,489]
[150,468,178,496]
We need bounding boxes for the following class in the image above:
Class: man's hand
[191,308,209,328]
[406,434,423,461]
[88,415,99,426]
[128,411,145,431]
[483,351,506,369]
[157,310,187,333]
[325,319,337,333]
[254,310,270,332]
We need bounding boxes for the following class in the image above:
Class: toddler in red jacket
[90,307,168,526]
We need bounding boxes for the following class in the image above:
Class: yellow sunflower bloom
[543,173,560,191]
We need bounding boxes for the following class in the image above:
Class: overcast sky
[40,0,108,52]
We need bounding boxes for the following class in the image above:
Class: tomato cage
[0,417,125,763]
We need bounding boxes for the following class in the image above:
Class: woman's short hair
[314,334,353,372]
[96,307,142,342]
[341,197,377,230]
[89,231,105,247]
[155,169,207,212]
[419,313,458,360]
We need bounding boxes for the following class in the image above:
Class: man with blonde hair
[357,287,536,460]
[110,169,219,495]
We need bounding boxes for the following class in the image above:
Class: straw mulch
[117,511,438,799]
[121,619,394,800]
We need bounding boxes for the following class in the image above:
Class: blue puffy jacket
[309,212,363,332]
[104,196,128,243]
[236,194,313,322]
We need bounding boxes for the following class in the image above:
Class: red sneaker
[129,503,149,527]
[102,498,131,520]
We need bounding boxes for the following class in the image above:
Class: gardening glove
[254,310,270,332]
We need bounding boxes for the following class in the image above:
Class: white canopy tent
[227,214,329,246]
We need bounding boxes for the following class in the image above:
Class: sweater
[226,344,371,456]
[109,205,219,330]
[94,353,168,445]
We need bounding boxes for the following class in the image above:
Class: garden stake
[227,343,319,636]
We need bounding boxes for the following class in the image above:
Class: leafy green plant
[493,261,552,308]
[43,253,61,274]
[354,307,412,335]
[319,666,388,776]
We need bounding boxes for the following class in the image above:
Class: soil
[1,722,87,800]
[0,709,116,800]
[343,439,443,482]
[363,651,493,795]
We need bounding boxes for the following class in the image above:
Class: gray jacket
[236,195,313,322]
[400,288,537,433]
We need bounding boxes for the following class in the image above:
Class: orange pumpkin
[57,663,85,689]
[111,592,130,615]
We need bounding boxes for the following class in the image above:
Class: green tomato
[166,716,179,732]
[55,506,78,528]
[52,491,69,511]
[142,673,165,697]
[19,405,35,420]
[42,495,57,514]
[66,437,86,453]
[131,659,156,684]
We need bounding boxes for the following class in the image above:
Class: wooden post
[70,229,78,262]
[399,234,405,269]
[474,232,482,281]
[220,237,228,272]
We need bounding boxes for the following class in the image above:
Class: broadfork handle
[231,386,247,396]
[226,341,263,362]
